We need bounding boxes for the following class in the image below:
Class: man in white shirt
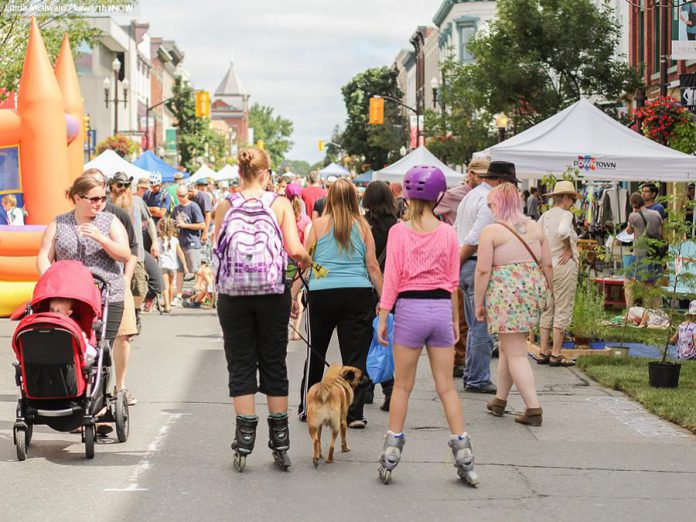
[538,181,579,366]
[454,160,519,393]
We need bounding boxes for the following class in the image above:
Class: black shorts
[217,290,291,397]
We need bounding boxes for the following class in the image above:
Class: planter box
[527,341,614,362]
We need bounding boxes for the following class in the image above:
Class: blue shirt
[0,206,7,225]
[309,222,372,291]
[172,202,204,249]
[647,202,666,219]
[144,189,172,216]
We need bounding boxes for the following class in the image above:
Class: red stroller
[11,260,129,460]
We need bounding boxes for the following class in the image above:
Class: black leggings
[217,291,291,397]
[299,287,373,422]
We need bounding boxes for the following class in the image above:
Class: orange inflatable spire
[55,33,85,185]
[18,17,70,224]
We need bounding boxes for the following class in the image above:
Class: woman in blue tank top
[296,179,384,428]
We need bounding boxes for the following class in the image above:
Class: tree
[166,76,222,173]
[282,159,312,177]
[466,0,640,131]
[424,56,496,165]
[340,66,408,169]
[0,1,135,99]
[248,103,294,168]
[96,134,140,158]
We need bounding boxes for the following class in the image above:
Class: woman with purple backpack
[213,146,311,472]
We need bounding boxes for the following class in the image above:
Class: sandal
[549,355,575,367]
[536,352,551,365]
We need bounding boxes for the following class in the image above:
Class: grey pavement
[1,308,695,521]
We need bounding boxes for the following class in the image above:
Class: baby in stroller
[48,297,98,366]
[11,260,130,461]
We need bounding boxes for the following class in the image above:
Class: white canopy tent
[373,145,465,187]
[480,97,696,182]
[215,164,239,181]
[84,149,151,180]
[319,162,350,178]
[190,164,218,184]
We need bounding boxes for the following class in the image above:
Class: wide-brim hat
[467,159,490,175]
[174,172,184,180]
[546,180,579,198]
[479,160,519,184]
[111,171,134,185]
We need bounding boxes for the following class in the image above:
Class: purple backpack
[213,192,287,296]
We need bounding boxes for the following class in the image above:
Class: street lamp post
[430,77,440,109]
[495,113,509,143]
[103,57,129,135]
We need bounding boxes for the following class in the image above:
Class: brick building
[211,62,250,155]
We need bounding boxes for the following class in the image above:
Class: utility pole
[660,0,670,97]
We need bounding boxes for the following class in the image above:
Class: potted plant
[570,281,605,347]
[631,188,695,388]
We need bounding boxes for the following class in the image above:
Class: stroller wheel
[14,427,27,461]
[115,390,130,443]
[84,424,95,459]
[25,423,33,447]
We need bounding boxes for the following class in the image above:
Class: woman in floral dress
[474,183,552,426]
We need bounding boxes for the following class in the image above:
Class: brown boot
[486,397,507,417]
[515,407,543,426]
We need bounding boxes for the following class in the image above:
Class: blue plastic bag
[366,314,394,384]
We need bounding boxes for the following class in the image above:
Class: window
[459,24,476,63]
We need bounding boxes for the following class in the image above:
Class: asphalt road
[2,308,696,521]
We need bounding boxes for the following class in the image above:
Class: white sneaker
[171,296,183,307]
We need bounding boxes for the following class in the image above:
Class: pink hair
[488,183,527,227]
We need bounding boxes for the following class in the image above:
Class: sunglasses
[79,195,107,204]
[114,182,130,189]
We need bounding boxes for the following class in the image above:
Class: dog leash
[290,264,331,369]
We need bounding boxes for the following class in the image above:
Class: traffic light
[195,90,210,117]
[256,139,265,150]
[369,97,384,124]
[318,139,325,152]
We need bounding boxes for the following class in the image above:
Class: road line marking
[105,412,189,492]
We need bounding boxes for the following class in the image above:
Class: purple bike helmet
[285,182,302,199]
[402,166,447,201]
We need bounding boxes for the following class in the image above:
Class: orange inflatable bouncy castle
[0,19,84,316]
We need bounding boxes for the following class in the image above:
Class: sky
[130,0,443,164]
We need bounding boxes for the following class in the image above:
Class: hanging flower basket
[635,96,691,146]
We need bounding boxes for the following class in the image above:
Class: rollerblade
[267,413,291,471]
[448,434,479,486]
[231,415,258,472]
[378,431,405,484]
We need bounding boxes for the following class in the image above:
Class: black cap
[111,171,134,185]
[483,161,519,184]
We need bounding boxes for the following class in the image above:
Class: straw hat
[467,159,490,175]
[546,180,579,198]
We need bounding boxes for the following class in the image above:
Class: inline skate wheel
[378,467,391,484]
[233,453,246,472]
[273,451,291,471]
[459,468,479,487]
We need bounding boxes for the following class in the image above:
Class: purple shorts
[393,298,455,348]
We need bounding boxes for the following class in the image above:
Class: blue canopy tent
[133,150,188,183]
[353,170,374,185]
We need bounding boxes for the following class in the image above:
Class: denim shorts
[393,298,455,348]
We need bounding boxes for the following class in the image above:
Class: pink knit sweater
[380,222,460,311]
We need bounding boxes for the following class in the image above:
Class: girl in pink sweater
[376,166,478,486]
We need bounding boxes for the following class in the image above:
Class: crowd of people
[27,144,696,480]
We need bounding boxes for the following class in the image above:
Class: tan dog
[306,364,363,466]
